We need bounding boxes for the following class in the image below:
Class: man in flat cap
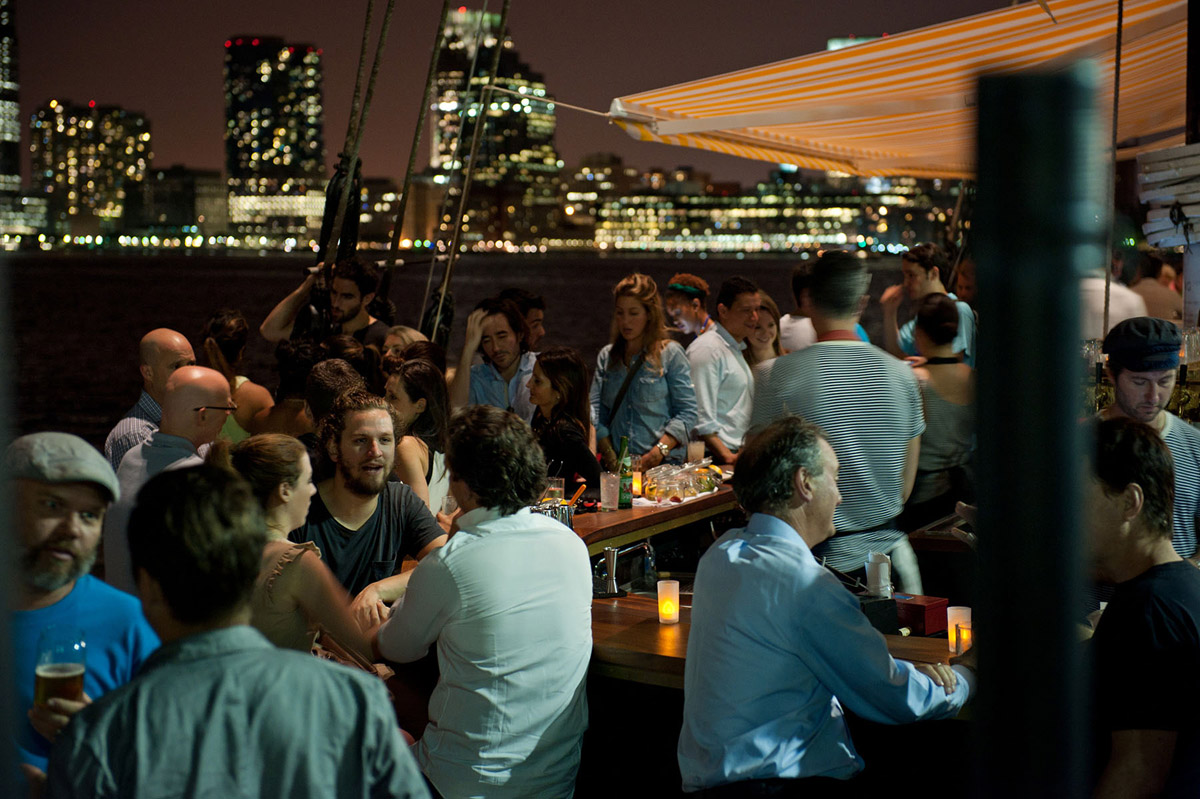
[6,432,159,774]
[1101,317,1200,567]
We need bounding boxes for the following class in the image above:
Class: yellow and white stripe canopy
[609,0,1186,179]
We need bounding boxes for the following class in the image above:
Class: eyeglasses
[193,404,238,413]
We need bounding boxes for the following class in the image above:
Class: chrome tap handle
[604,547,619,595]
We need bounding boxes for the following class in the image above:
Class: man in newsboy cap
[6,432,159,775]
[1100,317,1200,566]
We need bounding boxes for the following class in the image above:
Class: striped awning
[609,0,1186,179]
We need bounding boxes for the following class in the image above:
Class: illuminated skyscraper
[223,35,325,235]
[0,0,18,196]
[431,9,561,244]
[29,99,151,234]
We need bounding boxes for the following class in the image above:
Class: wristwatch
[655,441,670,458]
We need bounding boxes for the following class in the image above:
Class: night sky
[17,0,1007,187]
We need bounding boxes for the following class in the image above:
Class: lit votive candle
[657,580,680,624]
[633,471,642,496]
[946,606,971,653]
[955,622,973,655]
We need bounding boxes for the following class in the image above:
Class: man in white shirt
[687,276,761,464]
[375,405,592,799]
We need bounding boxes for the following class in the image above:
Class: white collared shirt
[377,506,592,799]
[686,322,754,451]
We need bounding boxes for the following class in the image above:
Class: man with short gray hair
[679,416,973,795]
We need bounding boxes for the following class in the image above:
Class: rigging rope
[421,2,492,317]
[433,0,514,337]
[486,84,610,118]
[384,0,454,285]
[327,0,398,266]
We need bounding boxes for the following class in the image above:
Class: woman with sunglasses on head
[527,347,600,492]
[590,273,698,472]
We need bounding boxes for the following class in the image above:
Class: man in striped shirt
[103,329,195,472]
[1100,317,1200,567]
[751,251,925,593]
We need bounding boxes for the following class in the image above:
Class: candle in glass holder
[946,606,971,653]
[633,471,642,496]
[657,580,680,624]
[955,622,973,655]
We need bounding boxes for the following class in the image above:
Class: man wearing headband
[1100,317,1200,567]
[663,273,714,344]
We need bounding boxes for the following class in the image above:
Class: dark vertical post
[973,64,1102,798]
[1,257,18,795]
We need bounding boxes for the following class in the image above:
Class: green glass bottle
[617,436,633,509]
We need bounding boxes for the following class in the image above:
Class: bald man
[104,329,196,471]
[102,366,233,593]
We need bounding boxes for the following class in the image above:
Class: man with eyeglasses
[103,365,234,593]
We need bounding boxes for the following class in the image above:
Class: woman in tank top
[208,434,372,659]
[900,293,976,530]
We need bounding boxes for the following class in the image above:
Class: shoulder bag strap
[608,350,648,423]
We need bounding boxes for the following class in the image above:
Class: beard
[338,459,389,497]
[22,540,98,592]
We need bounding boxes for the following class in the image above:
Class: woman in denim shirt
[590,273,698,471]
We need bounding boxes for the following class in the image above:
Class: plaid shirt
[103,390,161,472]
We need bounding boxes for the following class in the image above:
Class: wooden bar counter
[591,594,952,689]
[574,485,739,555]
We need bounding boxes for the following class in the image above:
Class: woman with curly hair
[590,273,698,471]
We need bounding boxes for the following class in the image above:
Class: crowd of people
[8,245,1200,797]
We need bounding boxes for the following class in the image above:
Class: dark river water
[3,251,903,447]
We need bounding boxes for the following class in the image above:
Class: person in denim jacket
[590,273,698,471]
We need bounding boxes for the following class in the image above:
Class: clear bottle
[617,436,633,509]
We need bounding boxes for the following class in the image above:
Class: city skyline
[17,0,1008,188]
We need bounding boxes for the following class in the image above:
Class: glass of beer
[35,626,86,706]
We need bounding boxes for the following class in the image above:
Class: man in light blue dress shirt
[679,416,975,796]
[686,276,761,465]
[450,298,537,421]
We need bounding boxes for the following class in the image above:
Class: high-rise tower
[29,99,150,234]
[0,0,19,196]
[431,9,561,245]
[223,35,324,235]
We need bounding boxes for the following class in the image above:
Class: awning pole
[1185,0,1199,326]
[1103,0,1125,335]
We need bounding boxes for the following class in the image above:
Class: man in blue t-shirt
[6,432,159,774]
[880,242,976,367]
